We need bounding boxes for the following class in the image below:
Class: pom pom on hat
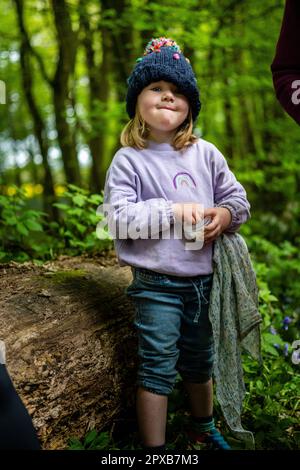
[144,37,182,55]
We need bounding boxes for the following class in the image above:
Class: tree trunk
[0,255,137,449]
[14,0,58,220]
[221,47,236,159]
[105,0,136,161]
[51,0,81,186]
[79,0,111,193]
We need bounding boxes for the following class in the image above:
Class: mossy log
[0,255,137,449]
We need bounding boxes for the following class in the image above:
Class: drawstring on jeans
[190,279,208,323]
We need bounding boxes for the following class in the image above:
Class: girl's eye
[151,87,180,93]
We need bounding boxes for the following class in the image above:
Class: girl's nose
[162,91,174,101]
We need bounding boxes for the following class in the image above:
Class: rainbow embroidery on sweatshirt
[173,172,197,190]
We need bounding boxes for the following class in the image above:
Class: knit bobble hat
[126,37,201,123]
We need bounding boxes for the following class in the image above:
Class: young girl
[104,37,250,452]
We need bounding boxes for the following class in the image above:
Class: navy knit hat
[126,37,201,123]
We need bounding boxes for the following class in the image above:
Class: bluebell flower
[269,326,277,335]
[273,343,280,349]
[283,343,289,357]
[282,316,292,331]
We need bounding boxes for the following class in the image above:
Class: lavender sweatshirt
[103,138,250,277]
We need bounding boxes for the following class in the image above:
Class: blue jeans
[125,267,214,396]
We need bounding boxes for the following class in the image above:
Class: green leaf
[75,222,86,234]
[24,219,43,231]
[92,432,110,449]
[53,203,70,211]
[88,194,102,205]
[68,437,85,450]
[73,195,86,207]
[262,343,279,356]
[5,217,18,226]
[67,184,87,194]
[84,429,98,446]
[263,333,285,346]
[16,223,29,236]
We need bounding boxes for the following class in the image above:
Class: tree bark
[0,256,137,449]
[51,0,81,186]
[221,47,236,159]
[104,0,136,160]
[13,0,58,219]
[79,0,111,193]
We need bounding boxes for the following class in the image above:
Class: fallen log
[0,253,138,449]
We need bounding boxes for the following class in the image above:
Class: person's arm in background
[271,0,300,125]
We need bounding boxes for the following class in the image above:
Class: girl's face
[137,80,189,143]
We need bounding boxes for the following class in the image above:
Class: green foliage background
[0,0,299,450]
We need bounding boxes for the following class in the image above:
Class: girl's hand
[172,202,203,225]
[203,207,232,245]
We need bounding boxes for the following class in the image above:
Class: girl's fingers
[204,222,217,233]
[204,218,219,232]
[204,208,216,218]
[204,226,221,242]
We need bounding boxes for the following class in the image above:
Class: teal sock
[191,415,215,433]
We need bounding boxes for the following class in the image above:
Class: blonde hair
[120,105,199,152]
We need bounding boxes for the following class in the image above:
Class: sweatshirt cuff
[215,202,239,230]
